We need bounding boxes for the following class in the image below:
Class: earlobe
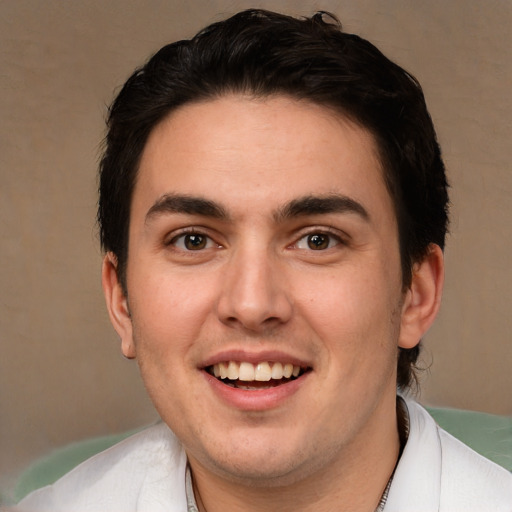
[101,253,136,359]
[398,244,444,349]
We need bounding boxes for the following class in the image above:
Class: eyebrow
[274,194,369,222]
[145,193,369,224]
[145,194,230,223]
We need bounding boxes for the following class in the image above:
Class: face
[105,95,423,487]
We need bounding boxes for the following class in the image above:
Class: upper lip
[200,349,312,369]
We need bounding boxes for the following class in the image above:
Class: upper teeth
[212,361,301,381]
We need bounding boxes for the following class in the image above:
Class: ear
[398,244,444,349]
[102,253,136,359]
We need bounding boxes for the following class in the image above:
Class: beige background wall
[1,0,511,499]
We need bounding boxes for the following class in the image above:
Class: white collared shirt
[17,400,512,512]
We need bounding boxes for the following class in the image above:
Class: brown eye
[170,233,215,251]
[295,232,341,251]
[307,234,329,250]
[183,234,207,250]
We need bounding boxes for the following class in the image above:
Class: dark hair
[98,9,449,389]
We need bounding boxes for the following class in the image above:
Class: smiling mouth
[206,361,309,390]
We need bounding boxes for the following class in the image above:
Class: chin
[187,430,331,488]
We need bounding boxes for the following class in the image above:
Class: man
[17,9,512,511]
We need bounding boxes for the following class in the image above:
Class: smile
[206,361,308,390]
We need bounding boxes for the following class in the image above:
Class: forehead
[134,95,393,223]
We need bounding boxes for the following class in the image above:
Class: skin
[103,95,444,511]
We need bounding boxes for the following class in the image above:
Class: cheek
[295,264,402,362]
[130,266,217,334]
[297,266,394,324]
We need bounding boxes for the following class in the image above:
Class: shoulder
[412,400,512,511]
[16,422,188,512]
[387,400,512,512]
[437,423,512,510]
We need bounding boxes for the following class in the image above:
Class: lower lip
[202,371,308,411]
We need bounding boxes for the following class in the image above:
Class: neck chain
[186,398,409,512]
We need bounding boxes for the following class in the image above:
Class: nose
[216,246,293,333]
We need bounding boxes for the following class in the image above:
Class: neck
[189,395,401,512]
